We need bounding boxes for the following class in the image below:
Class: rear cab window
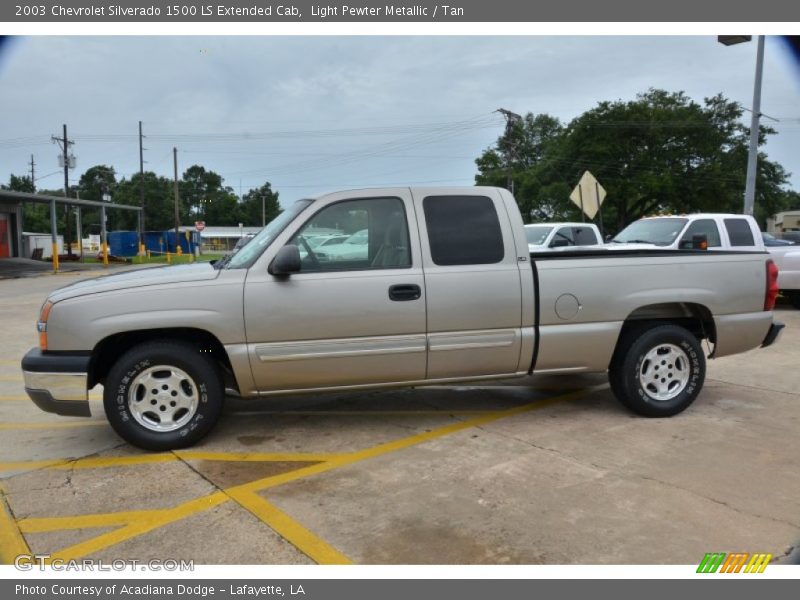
[724,218,756,247]
[422,195,505,266]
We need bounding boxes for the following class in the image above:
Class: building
[0,196,23,258]
[767,210,800,233]
[197,225,263,252]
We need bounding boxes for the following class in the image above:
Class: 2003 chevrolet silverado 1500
[21,187,785,450]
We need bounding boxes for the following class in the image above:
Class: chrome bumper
[21,348,91,417]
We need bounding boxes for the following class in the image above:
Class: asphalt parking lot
[1,267,799,565]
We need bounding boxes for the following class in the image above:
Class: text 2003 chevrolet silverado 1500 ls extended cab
[22,187,784,450]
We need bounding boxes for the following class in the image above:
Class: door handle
[388,284,421,301]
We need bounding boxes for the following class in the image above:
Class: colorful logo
[697,552,772,573]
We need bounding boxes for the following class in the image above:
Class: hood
[48,263,221,303]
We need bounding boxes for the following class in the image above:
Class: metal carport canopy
[0,189,142,212]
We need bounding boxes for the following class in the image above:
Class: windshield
[612,218,688,246]
[225,199,313,269]
[525,225,554,245]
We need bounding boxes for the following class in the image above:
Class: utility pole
[50,124,75,269]
[262,195,266,227]
[173,147,180,253]
[496,108,522,196]
[29,154,35,192]
[138,121,146,253]
[743,35,765,217]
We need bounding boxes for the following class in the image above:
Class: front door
[244,191,427,392]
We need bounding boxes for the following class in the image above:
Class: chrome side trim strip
[428,329,519,352]
[255,334,427,363]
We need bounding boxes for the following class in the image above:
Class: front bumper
[761,321,785,348]
[21,348,91,417]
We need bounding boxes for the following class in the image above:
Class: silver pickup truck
[21,187,784,450]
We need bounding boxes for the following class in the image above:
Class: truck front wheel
[103,341,224,450]
[609,324,705,417]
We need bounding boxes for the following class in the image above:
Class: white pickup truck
[22,187,784,450]
[524,222,602,252]
[610,213,800,308]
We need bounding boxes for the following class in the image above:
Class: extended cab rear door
[411,188,531,379]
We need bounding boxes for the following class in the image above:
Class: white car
[315,229,369,262]
[525,222,602,252]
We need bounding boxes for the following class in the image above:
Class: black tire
[787,291,800,310]
[608,324,705,417]
[103,340,224,450]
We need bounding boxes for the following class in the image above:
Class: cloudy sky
[1,36,798,207]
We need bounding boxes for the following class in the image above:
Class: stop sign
[195,221,206,232]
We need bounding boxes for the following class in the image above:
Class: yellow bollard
[167,252,171,264]
[102,243,109,267]
[52,242,59,273]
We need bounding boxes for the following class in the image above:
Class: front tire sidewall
[623,327,705,417]
[104,343,222,450]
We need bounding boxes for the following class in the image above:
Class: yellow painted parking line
[0,482,31,564]
[0,396,32,401]
[175,451,347,463]
[49,491,230,561]
[6,385,603,564]
[0,421,106,431]
[227,489,352,565]
[0,451,349,474]
[234,386,605,496]
[0,458,70,472]
[18,509,160,533]
[0,375,22,382]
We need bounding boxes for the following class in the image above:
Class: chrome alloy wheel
[638,343,691,401]
[128,365,199,432]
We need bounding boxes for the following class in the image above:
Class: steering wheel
[297,236,321,269]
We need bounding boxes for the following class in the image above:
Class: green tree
[112,172,180,232]
[239,182,281,227]
[476,89,794,231]
[179,165,240,226]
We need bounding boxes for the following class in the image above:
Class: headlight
[37,301,53,350]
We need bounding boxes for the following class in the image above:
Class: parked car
[610,214,800,307]
[315,229,369,262]
[609,213,765,251]
[762,232,795,246]
[22,187,783,450]
[525,222,602,252]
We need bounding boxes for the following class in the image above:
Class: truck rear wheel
[609,324,705,417]
[103,341,224,450]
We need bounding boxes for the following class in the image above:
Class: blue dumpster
[107,231,139,257]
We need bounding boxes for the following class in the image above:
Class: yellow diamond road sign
[570,171,606,220]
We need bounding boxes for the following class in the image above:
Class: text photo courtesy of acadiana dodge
[15,584,307,597]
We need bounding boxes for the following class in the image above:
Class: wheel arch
[611,302,716,368]
[88,328,238,392]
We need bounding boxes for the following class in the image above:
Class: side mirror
[680,234,709,250]
[269,244,301,276]
[550,238,570,248]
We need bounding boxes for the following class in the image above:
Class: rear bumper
[761,321,785,348]
[21,348,91,417]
